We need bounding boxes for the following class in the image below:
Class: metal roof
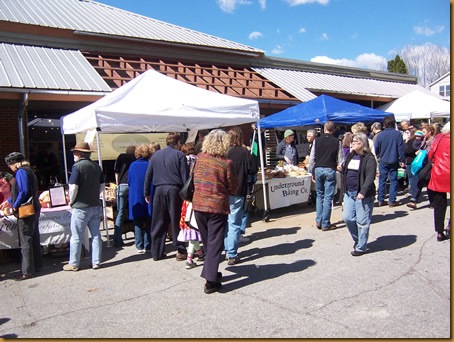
[0,43,111,92]
[0,0,263,55]
[252,67,431,101]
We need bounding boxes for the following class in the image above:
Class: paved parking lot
[0,190,450,338]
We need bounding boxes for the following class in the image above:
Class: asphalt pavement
[0,189,450,338]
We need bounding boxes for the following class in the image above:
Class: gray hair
[371,122,382,130]
[202,129,230,157]
[441,121,450,134]
[352,133,371,155]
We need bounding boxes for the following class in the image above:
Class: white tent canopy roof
[377,90,450,120]
[61,69,260,134]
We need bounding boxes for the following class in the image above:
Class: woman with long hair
[4,152,42,280]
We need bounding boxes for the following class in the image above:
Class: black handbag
[179,160,196,202]
[417,160,432,188]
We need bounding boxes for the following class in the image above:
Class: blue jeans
[224,195,244,259]
[240,211,248,234]
[134,217,151,251]
[315,167,337,227]
[69,206,102,267]
[406,166,421,202]
[378,162,399,203]
[343,191,374,252]
[114,184,129,246]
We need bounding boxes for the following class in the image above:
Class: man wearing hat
[276,129,298,166]
[63,142,105,271]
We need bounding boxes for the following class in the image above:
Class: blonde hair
[351,122,368,135]
[202,129,230,157]
[135,144,151,159]
[10,160,30,171]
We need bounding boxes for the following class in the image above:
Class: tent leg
[95,131,111,248]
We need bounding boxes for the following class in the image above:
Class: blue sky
[95,0,450,70]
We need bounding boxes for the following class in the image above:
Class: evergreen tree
[387,55,409,74]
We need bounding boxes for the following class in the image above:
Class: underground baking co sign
[267,176,311,209]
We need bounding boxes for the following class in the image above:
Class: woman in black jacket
[340,133,377,256]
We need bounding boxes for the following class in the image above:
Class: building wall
[0,105,20,174]
[430,74,450,100]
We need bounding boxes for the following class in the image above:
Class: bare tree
[399,43,450,87]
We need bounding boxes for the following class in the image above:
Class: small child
[178,200,204,269]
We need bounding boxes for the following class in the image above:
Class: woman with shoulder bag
[4,152,42,280]
[427,122,450,241]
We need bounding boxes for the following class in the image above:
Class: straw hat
[71,142,93,152]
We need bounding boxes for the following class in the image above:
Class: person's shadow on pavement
[221,259,316,292]
[366,234,417,253]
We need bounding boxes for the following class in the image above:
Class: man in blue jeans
[63,142,105,271]
[374,115,405,207]
[308,121,344,231]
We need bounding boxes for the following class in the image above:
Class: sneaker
[136,249,145,254]
[197,253,205,262]
[351,250,365,256]
[185,261,197,269]
[227,256,240,265]
[321,224,336,231]
[63,264,79,271]
[239,235,250,243]
[92,264,101,270]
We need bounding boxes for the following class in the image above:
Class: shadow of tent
[366,234,417,253]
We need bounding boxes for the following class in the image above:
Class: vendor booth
[377,90,450,121]
[61,69,268,238]
[255,94,390,211]
[0,206,89,250]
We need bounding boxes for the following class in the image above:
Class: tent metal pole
[256,120,269,218]
[61,132,69,184]
[95,131,111,247]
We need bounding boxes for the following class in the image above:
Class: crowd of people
[1,118,450,294]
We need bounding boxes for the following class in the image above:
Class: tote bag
[411,149,427,176]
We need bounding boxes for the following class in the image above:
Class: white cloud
[413,25,444,36]
[258,0,266,10]
[311,53,387,71]
[271,45,285,54]
[320,33,329,40]
[299,27,306,33]
[285,0,329,6]
[217,0,252,13]
[248,31,263,40]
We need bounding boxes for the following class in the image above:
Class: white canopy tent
[377,89,450,121]
[60,69,268,244]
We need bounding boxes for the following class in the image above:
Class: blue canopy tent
[260,94,393,129]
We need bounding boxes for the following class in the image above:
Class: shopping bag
[184,202,199,230]
[411,149,427,176]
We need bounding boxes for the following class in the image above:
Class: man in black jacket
[308,121,344,231]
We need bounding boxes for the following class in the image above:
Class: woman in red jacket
[427,122,450,241]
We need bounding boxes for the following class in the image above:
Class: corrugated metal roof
[0,0,263,54]
[0,43,111,91]
[252,67,431,101]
